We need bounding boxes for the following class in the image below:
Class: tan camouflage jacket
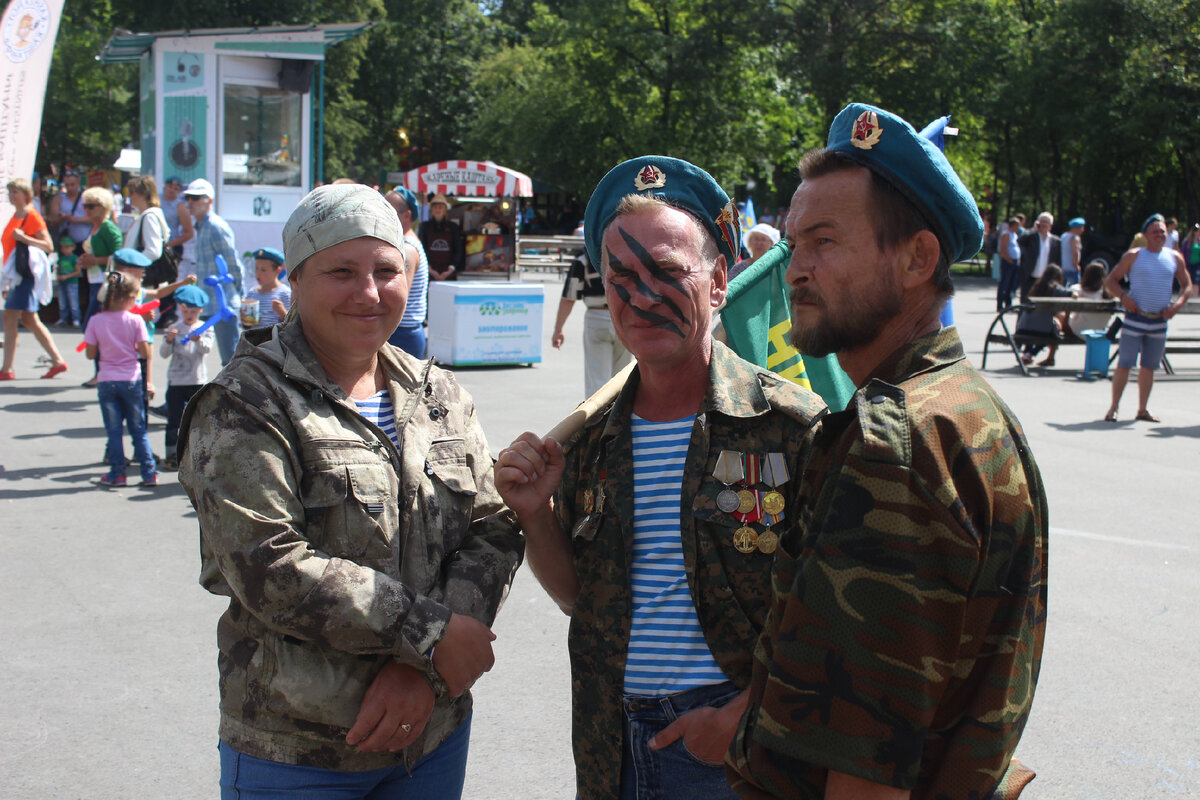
[177,320,522,771]
[557,340,827,800]
[728,326,1048,799]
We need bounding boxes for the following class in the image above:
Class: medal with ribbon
[733,489,763,524]
[761,452,789,518]
[712,450,745,513]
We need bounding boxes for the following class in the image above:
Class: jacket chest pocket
[414,438,478,557]
[302,461,395,561]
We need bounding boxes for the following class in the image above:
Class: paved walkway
[1,274,1196,798]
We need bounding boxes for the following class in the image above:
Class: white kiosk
[100,23,374,251]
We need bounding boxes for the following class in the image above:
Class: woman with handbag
[1,178,66,379]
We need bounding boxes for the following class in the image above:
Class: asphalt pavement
[1,273,1197,799]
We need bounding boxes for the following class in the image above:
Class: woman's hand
[346,661,435,752]
[432,612,496,697]
[494,433,565,520]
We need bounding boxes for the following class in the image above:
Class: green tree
[39,0,137,174]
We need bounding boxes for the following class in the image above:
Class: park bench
[981,296,1200,376]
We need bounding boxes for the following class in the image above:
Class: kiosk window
[223,84,303,187]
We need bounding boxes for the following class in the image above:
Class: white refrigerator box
[427,282,545,366]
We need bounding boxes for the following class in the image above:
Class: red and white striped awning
[390,161,533,198]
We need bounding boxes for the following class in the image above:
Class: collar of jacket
[236,319,431,403]
[593,339,774,443]
[860,325,967,389]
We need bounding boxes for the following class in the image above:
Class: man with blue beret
[383,186,430,357]
[728,103,1049,800]
[495,156,826,800]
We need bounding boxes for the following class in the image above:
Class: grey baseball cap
[282,184,404,274]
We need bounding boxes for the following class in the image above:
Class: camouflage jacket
[728,326,1048,799]
[177,320,523,771]
[558,340,826,800]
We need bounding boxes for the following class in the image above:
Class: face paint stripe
[608,237,691,327]
[610,281,685,337]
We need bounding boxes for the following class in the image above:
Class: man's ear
[710,254,728,308]
[898,230,941,290]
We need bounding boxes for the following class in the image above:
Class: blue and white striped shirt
[354,389,398,448]
[624,414,726,695]
[400,235,428,327]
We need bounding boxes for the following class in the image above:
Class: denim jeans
[58,281,81,324]
[996,259,1020,311]
[165,383,203,458]
[212,314,242,366]
[97,380,157,482]
[219,713,471,800]
[81,282,102,330]
[619,682,740,800]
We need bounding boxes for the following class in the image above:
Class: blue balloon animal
[188,254,238,341]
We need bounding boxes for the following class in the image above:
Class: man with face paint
[495,157,826,800]
[728,104,1048,800]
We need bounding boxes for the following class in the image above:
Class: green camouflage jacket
[557,340,827,800]
[177,320,522,771]
[728,326,1048,799]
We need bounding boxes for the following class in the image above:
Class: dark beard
[788,284,902,357]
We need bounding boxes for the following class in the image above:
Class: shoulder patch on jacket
[853,380,910,466]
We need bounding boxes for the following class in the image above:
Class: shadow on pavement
[12,426,106,440]
[2,399,96,414]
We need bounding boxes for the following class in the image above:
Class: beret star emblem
[634,164,667,191]
[851,110,883,150]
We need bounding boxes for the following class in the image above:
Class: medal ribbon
[763,452,789,487]
[744,454,761,487]
[713,450,745,485]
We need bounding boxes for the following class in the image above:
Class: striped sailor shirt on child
[624,414,727,696]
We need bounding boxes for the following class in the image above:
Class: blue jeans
[996,259,1020,310]
[97,381,157,482]
[387,323,426,358]
[219,713,471,800]
[211,314,242,366]
[81,282,102,330]
[58,281,81,323]
[619,682,740,800]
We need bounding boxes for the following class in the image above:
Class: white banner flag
[0,0,64,230]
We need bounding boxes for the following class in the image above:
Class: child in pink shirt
[83,272,158,487]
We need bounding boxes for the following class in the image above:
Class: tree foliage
[36,0,1200,229]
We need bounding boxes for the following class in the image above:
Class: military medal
[734,489,763,524]
[712,450,744,513]
[761,452,789,518]
[733,526,759,553]
[756,529,779,554]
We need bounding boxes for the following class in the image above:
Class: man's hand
[346,661,435,752]
[552,328,566,349]
[432,612,497,697]
[494,433,565,520]
[649,690,749,765]
[1119,293,1140,314]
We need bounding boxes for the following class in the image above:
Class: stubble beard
[787,280,903,358]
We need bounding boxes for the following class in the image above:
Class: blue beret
[826,103,983,264]
[112,248,152,268]
[1141,213,1164,233]
[583,156,740,269]
[1068,217,1086,228]
[392,186,420,217]
[252,247,286,266]
[174,284,210,307]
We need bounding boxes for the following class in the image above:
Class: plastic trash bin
[1079,329,1110,380]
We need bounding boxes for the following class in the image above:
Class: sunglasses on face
[82,203,99,210]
